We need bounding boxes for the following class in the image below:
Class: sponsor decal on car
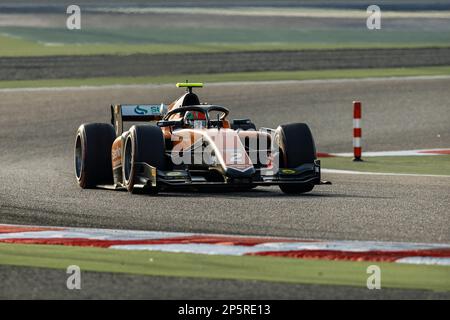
[281,169,297,174]
[121,104,165,116]
[134,105,148,115]
[166,171,185,176]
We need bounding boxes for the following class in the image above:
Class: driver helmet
[184,111,206,128]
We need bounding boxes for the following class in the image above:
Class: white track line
[0,223,301,241]
[90,7,450,19]
[322,168,450,178]
[328,148,450,157]
[2,75,450,93]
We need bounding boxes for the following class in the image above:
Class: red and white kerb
[353,101,362,161]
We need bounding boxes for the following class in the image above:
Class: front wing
[129,160,330,191]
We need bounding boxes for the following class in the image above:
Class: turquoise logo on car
[134,105,148,115]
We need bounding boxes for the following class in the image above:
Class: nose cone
[225,166,255,178]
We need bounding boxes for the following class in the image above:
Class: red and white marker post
[353,101,363,161]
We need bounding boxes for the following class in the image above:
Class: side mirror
[159,103,168,116]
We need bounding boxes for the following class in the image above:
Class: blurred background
[1,0,449,82]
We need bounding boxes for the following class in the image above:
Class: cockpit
[158,105,230,130]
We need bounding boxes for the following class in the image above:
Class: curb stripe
[0,225,61,234]
[419,149,450,155]
[1,224,449,266]
[0,235,304,248]
[396,257,450,266]
[248,249,450,262]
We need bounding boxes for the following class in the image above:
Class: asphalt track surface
[2,265,449,300]
[3,48,450,81]
[1,77,449,298]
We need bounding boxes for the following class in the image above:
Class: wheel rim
[75,134,83,180]
[124,136,132,183]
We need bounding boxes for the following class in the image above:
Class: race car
[74,83,330,194]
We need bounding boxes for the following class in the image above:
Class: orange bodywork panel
[111,136,122,170]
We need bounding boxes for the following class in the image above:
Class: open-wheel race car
[74,83,330,194]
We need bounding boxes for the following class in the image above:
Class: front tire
[276,123,316,194]
[74,123,116,188]
[123,125,167,194]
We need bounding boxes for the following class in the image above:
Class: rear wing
[111,104,167,136]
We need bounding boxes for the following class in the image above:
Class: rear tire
[123,125,167,194]
[276,123,316,194]
[74,123,116,188]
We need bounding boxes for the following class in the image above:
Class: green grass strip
[1,32,450,57]
[1,66,450,89]
[320,155,450,176]
[0,243,448,291]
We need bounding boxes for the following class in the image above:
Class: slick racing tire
[279,183,314,194]
[75,123,116,188]
[276,123,316,194]
[123,125,167,194]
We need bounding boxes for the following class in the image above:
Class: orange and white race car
[74,83,329,194]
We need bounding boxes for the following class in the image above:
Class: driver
[184,110,207,128]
